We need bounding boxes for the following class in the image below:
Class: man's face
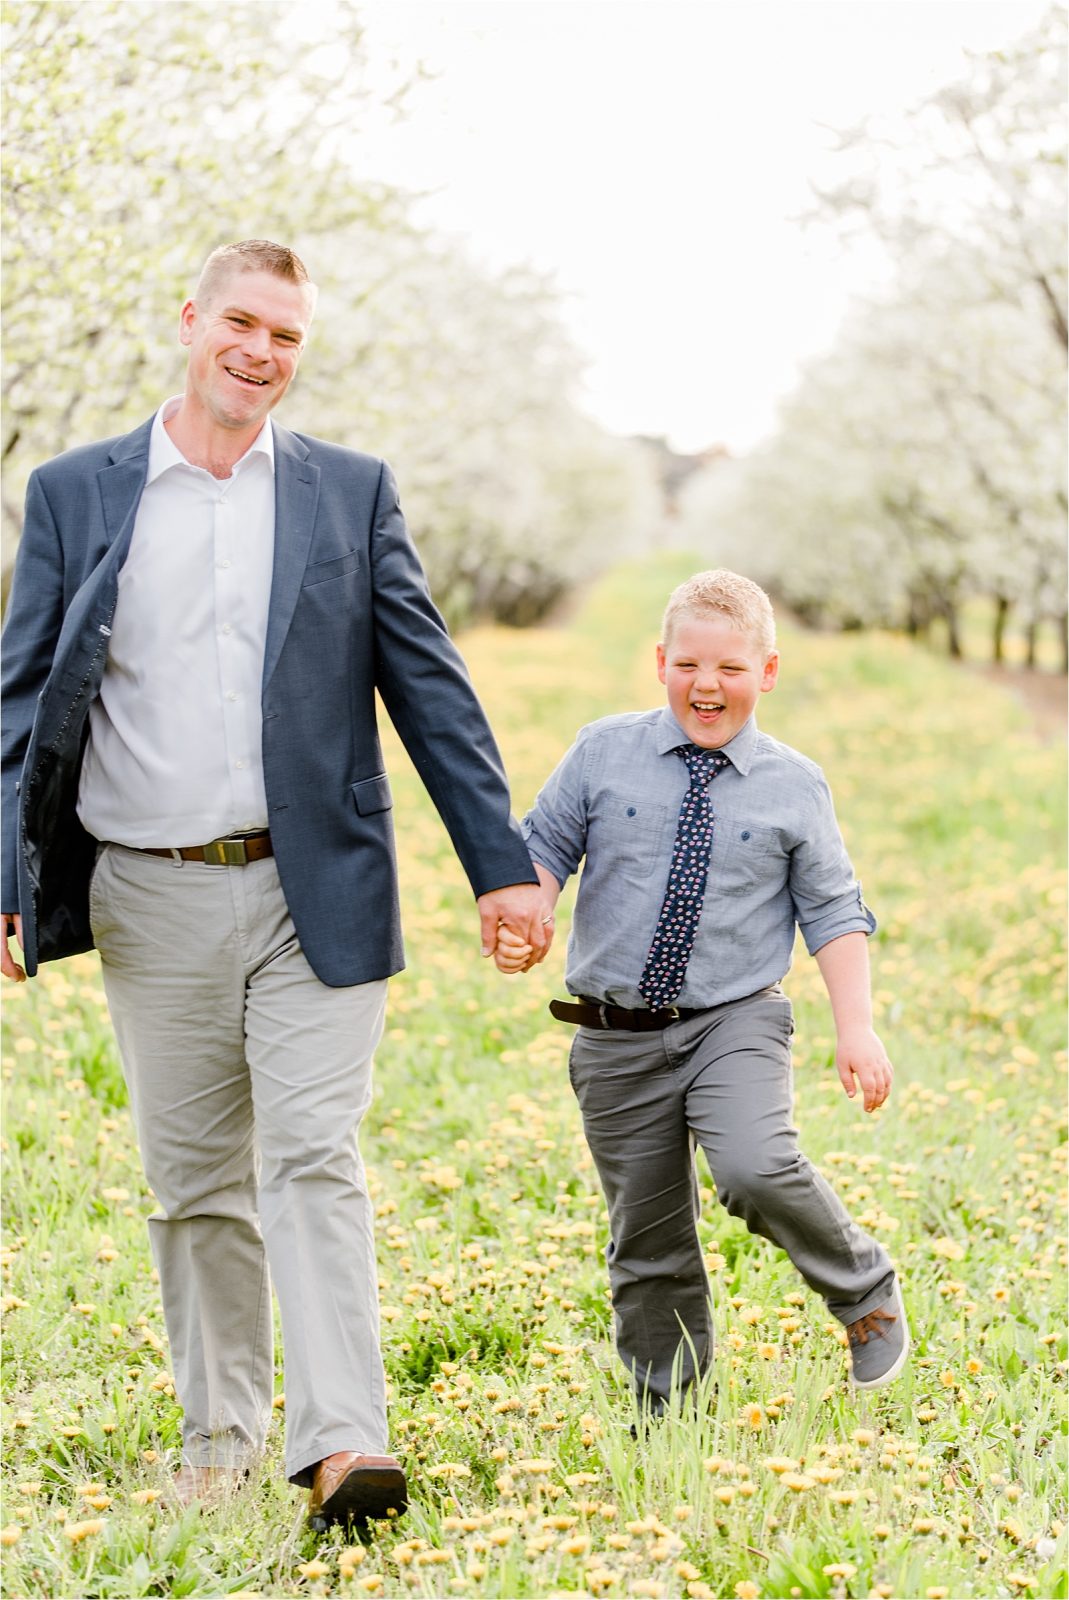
[657,614,779,748]
[178,268,315,433]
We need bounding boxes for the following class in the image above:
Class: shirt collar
[146,397,275,485]
[655,706,758,775]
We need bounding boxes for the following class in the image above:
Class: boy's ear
[656,642,667,684]
[760,652,780,693]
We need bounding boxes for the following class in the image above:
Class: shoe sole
[308,1464,408,1531]
[852,1281,911,1390]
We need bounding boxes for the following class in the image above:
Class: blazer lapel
[97,417,153,553]
[263,423,320,690]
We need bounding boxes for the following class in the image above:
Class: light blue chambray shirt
[521,708,876,1010]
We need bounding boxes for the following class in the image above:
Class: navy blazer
[0,417,536,983]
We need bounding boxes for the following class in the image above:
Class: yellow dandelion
[873,1524,891,1539]
[743,1403,765,1429]
[735,1584,760,1600]
[715,1486,736,1505]
[756,1342,779,1360]
[487,1526,513,1546]
[931,1237,965,1261]
[674,1563,702,1583]
[822,1564,857,1580]
[298,1561,331,1580]
[783,1472,815,1492]
[515,1458,554,1474]
[130,1490,159,1505]
[1007,1576,1038,1592]
[357,1579,384,1595]
[560,1534,590,1555]
[64,1519,105,1542]
[926,1589,950,1600]
[852,1428,875,1445]
[761,1456,800,1474]
[0,1527,21,1547]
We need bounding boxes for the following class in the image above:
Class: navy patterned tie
[638,745,729,1009]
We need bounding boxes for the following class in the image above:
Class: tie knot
[678,744,728,785]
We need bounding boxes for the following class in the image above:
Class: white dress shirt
[77,398,276,847]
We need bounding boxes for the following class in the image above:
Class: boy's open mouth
[225,367,269,387]
[692,701,725,715]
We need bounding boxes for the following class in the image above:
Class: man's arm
[814,931,892,1113]
[1,469,69,981]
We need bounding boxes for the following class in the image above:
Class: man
[1,240,549,1525]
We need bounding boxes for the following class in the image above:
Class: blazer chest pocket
[351,774,393,815]
[711,819,777,895]
[302,550,360,588]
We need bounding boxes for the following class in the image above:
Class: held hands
[477,883,553,973]
[835,1026,893,1113]
[1,915,26,983]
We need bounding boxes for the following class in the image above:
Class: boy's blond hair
[662,569,776,658]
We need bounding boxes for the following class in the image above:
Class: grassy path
[2,555,1066,1598]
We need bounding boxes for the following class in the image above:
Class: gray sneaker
[847,1280,910,1389]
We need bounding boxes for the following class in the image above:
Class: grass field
[2,554,1066,1599]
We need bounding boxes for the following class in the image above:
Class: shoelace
[847,1306,897,1346]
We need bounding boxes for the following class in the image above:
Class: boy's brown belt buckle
[548,998,701,1032]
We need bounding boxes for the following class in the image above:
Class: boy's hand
[835,1027,893,1113]
[477,883,550,962]
[494,922,536,975]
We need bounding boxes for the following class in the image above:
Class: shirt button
[235,760,247,770]
[219,560,232,570]
[221,624,232,635]
[626,807,636,817]
[226,691,238,702]
[741,830,751,840]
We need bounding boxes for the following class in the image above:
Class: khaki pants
[89,843,388,1486]
[568,985,894,1408]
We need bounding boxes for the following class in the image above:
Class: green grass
[2,555,1066,1598]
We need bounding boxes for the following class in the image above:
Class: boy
[496,570,908,1408]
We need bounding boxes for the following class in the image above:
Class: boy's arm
[814,931,893,1113]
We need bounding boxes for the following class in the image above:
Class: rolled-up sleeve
[520,732,590,890]
[789,771,877,955]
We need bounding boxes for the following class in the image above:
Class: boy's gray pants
[567,984,895,1407]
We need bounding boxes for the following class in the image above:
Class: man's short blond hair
[662,569,776,658]
[194,239,315,306]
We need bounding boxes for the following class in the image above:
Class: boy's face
[657,614,778,749]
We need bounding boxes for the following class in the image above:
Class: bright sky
[352,0,1050,452]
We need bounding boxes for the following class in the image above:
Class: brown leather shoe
[167,1465,246,1509]
[307,1451,408,1529]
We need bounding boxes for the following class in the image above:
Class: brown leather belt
[137,831,273,866]
[549,997,703,1032]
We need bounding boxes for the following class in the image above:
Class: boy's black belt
[549,997,703,1032]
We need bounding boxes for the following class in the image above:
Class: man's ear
[760,652,780,693]
[178,299,197,348]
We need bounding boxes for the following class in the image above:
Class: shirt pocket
[709,818,778,896]
[591,793,674,880]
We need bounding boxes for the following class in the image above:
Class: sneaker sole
[852,1281,911,1390]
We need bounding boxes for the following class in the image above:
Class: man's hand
[835,1026,893,1113]
[1,915,26,983]
[477,883,552,965]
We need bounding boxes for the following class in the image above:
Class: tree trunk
[944,603,963,659]
[992,594,1011,664]
[1024,617,1039,669]
[1059,612,1068,677]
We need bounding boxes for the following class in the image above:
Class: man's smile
[225,366,269,387]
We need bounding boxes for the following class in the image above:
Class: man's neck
[164,399,264,481]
